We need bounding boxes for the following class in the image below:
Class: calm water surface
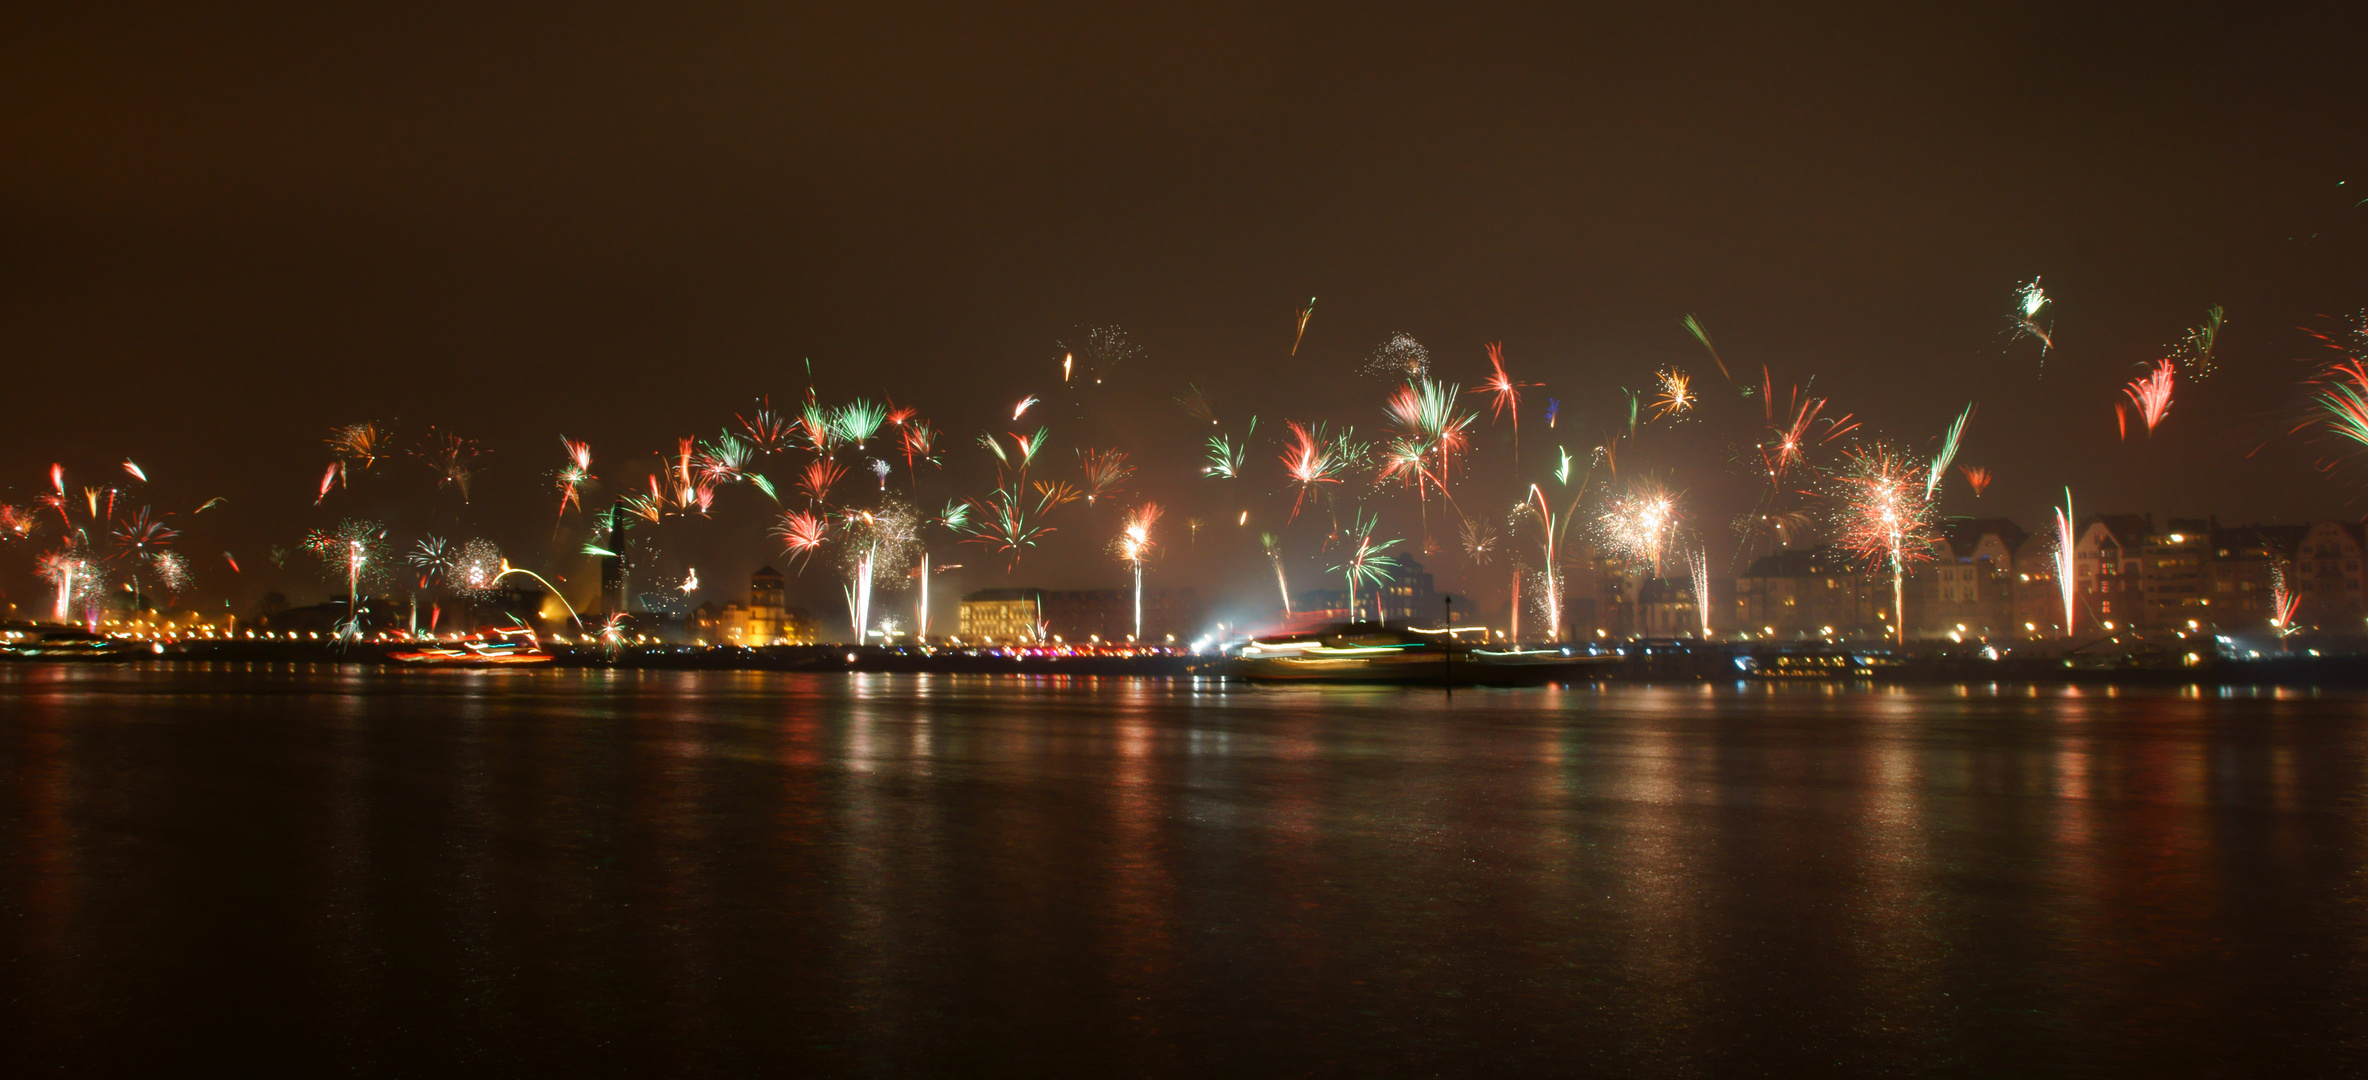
[2,665,2364,1076]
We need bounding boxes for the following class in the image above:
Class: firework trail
[1113,503,1161,639]
[1687,546,1713,637]
[2270,559,2300,635]
[1544,398,1559,428]
[1679,314,1733,383]
[2122,358,2174,435]
[2053,489,2077,639]
[222,551,240,574]
[1012,395,1039,421]
[2011,278,2055,362]
[1292,298,1317,355]
[1524,485,1566,640]
[1260,531,1292,616]
[316,463,339,505]
[1960,465,1991,498]
[123,460,147,483]
[1926,403,1975,500]
[39,550,95,625]
[1829,445,1939,645]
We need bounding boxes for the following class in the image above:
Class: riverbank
[18,638,2368,686]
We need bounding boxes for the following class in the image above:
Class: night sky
[4,2,2366,623]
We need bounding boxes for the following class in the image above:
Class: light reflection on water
[1,664,2363,1076]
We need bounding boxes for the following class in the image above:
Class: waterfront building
[2074,514,2151,627]
[1635,576,1707,637]
[957,587,1204,643]
[1290,559,1438,626]
[692,566,817,644]
[1916,518,2028,637]
[959,589,1043,641]
[2292,521,2366,625]
[1734,546,1884,637]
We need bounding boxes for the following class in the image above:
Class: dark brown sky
[3,2,2366,620]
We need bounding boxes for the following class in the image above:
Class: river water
[1,665,2362,1076]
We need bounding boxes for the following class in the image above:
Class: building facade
[958,588,1043,642]
[1735,546,1885,637]
[692,566,817,645]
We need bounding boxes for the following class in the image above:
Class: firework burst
[1596,482,1681,578]
[736,398,798,454]
[1203,418,1257,479]
[2122,358,2174,436]
[1362,333,1430,381]
[2178,305,2224,379]
[1326,510,1402,623]
[1279,421,1346,520]
[1077,447,1136,504]
[2010,277,2055,362]
[1649,367,1694,421]
[1829,446,1940,644]
[443,539,501,598]
[831,399,888,449]
[1474,342,1535,458]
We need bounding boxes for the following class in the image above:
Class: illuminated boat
[1231,623,1619,683]
[389,628,555,667]
[0,630,148,661]
[1733,644,1885,679]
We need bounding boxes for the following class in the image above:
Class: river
[2,665,2361,1075]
